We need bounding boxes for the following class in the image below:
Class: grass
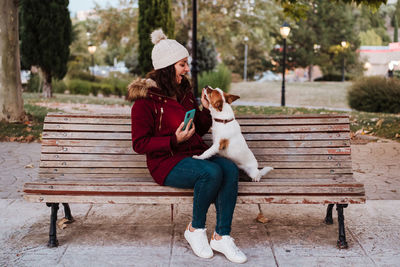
[231,81,351,109]
[1,85,399,142]
[23,92,130,105]
[233,105,400,141]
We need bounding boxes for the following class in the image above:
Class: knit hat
[151,29,189,70]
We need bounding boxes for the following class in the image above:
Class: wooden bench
[23,113,365,248]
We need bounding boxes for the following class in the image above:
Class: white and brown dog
[193,86,273,182]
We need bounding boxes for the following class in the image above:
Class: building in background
[359,43,400,76]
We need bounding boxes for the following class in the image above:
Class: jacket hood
[127,78,158,101]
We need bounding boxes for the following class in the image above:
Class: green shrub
[67,79,92,95]
[67,79,115,96]
[52,78,67,93]
[347,76,400,113]
[314,74,351,81]
[198,64,232,94]
[26,73,41,92]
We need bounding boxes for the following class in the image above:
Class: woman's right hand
[175,119,195,143]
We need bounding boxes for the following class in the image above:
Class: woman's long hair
[146,64,190,99]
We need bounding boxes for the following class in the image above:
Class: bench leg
[324,204,334,225]
[336,204,349,249]
[46,203,59,247]
[62,203,75,223]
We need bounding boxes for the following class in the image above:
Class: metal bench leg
[46,203,59,247]
[324,204,334,225]
[62,203,75,223]
[336,204,349,249]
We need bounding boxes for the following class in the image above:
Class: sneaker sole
[184,231,213,259]
[210,243,247,264]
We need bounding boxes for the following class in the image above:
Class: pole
[244,43,248,81]
[281,38,286,106]
[192,0,198,102]
[341,57,345,82]
[91,54,95,80]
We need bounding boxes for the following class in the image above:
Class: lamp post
[192,0,199,101]
[341,41,348,82]
[243,36,249,81]
[280,22,290,106]
[88,44,97,79]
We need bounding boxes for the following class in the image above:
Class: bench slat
[23,194,366,205]
[40,154,351,162]
[39,160,352,169]
[40,146,350,155]
[24,184,365,195]
[41,139,350,148]
[43,124,350,133]
[38,173,356,180]
[42,132,350,140]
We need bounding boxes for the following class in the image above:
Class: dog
[193,86,273,182]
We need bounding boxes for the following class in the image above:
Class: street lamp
[280,22,290,106]
[341,41,348,82]
[243,36,249,81]
[88,44,97,79]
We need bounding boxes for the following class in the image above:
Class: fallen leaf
[256,213,269,224]
[395,133,400,138]
[57,218,69,229]
[9,137,17,142]
[26,127,32,132]
[24,164,34,168]
[376,119,384,128]
[25,135,34,142]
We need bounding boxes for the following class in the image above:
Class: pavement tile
[60,246,170,267]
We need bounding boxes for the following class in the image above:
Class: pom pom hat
[151,29,189,70]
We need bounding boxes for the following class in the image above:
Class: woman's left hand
[201,89,209,110]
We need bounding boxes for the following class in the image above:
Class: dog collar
[214,118,234,124]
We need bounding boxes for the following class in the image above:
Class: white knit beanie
[151,29,189,70]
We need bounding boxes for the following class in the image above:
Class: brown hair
[146,64,190,99]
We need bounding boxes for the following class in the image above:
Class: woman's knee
[213,157,239,183]
[199,162,223,185]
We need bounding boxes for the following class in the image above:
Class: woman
[128,29,247,264]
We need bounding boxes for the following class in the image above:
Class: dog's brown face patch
[207,89,224,112]
[219,139,229,150]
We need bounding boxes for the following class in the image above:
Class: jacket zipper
[159,107,164,131]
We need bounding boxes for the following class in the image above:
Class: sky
[68,0,119,16]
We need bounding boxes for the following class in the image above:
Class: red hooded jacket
[128,78,212,185]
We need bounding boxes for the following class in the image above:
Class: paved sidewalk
[1,140,400,266]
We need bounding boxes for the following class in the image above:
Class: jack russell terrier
[193,86,273,182]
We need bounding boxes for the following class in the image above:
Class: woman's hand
[201,89,209,110]
[175,119,195,143]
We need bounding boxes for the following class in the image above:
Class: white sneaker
[210,232,247,263]
[184,223,213,259]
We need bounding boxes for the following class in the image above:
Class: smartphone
[182,109,196,131]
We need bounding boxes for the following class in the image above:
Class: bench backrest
[40,113,351,180]
[37,113,365,204]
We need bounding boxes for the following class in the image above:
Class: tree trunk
[0,0,25,122]
[308,65,313,82]
[42,70,52,98]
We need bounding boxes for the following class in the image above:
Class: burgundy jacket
[128,78,212,185]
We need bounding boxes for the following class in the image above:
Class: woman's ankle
[213,232,222,240]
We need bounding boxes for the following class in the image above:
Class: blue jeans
[164,156,239,236]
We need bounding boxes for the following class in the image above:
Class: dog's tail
[259,166,273,177]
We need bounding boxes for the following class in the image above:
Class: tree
[20,0,72,98]
[87,0,138,64]
[138,0,175,75]
[271,0,364,80]
[394,14,399,42]
[197,36,217,73]
[0,0,25,122]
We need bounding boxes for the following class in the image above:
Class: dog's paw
[252,176,261,182]
[193,155,204,160]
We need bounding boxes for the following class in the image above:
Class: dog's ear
[224,93,240,104]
